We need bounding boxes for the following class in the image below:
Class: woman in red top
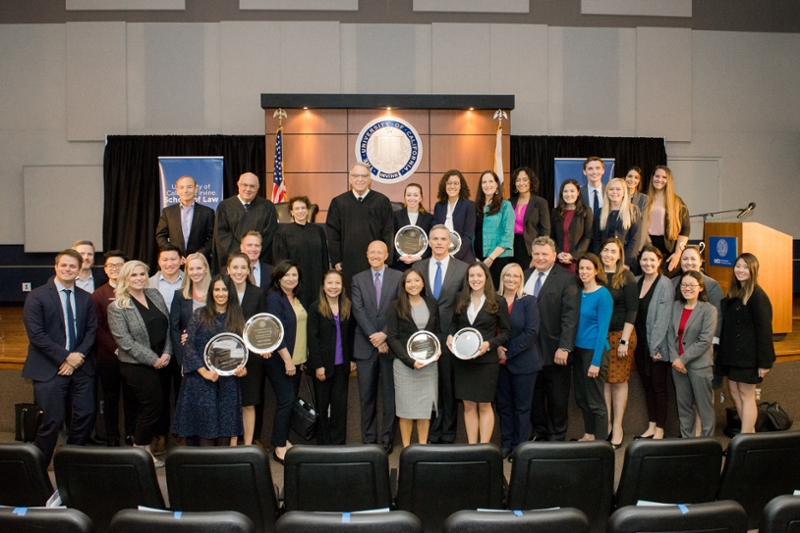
[551,179,593,272]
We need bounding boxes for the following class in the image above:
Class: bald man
[214,172,278,270]
[155,175,215,262]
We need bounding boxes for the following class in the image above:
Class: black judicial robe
[214,195,278,270]
[273,221,330,303]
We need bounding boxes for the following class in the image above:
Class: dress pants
[313,364,350,445]
[633,341,670,428]
[495,365,537,450]
[572,348,609,440]
[263,355,296,447]
[118,363,162,446]
[673,365,715,437]
[530,361,572,441]
[429,349,457,443]
[97,358,137,440]
[33,371,95,464]
[155,357,182,438]
[355,352,396,445]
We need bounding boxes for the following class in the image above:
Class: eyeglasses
[105,263,124,270]
[680,283,700,290]
[446,181,461,186]
[350,173,370,179]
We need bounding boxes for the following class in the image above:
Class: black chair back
[0,507,93,533]
[0,443,54,507]
[760,495,800,533]
[717,431,800,530]
[165,446,279,533]
[443,508,591,533]
[110,509,255,533]
[54,446,165,533]
[507,441,613,533]
[283,444,391,512]
[615,437,723,508]
[607,500,748,533]
[276,510,421,533]
[395,444,504,533]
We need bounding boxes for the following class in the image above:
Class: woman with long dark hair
[551,178,593,272]
[474,170,514,287]
[509,167,550,269]
[432,170,476,264]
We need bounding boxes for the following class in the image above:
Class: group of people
[22,157,776,468]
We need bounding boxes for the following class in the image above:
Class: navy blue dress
[172,310,243,439]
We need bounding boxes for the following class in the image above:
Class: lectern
[703,222,792,335]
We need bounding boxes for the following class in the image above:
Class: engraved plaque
[452,327,483,360]
[243,313,285,355]
[448,231,462,256]
[395,225,429,257]
[204,333,248,376]
[406,330,441,364]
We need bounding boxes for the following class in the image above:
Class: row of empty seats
[2,431,800,533]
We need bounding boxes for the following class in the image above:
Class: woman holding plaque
[387,269,441,448]
[646,166,691,276]
[551,179,593,273]
[172,275,247,446]
[509,167,550,269]
[474,170,515,287]
[432,170,476,263]
[393,183,434,272]
[266,260,307,463]
[170,253,211,372]
[495,263,540,459]
[227,252,267,445]
[307,270,355,445]
[447,262,511,444]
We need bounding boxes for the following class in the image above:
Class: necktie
[243,203,249,211]
[433,261,443,299]
[357,196,363,203]
[533,272,543,298]
[64,289,77,351]
[592,189,600,215]
[374,271,382,307]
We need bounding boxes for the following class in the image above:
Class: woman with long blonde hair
[593,178,641,270]
[170,253,212,373]
[646,166,690,275]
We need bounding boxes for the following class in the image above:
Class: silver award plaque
[406,330,441,364]
[451,327,483,360]
[242,313,285,355]
[395,225,429,257]
[448,231,462,256]
[204,333,248,376]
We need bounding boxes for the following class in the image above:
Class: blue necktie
[433,262,443,299]
[533,272,543,298]
[592,189,600,215]
[64,289,77,351]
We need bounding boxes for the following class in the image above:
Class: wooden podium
[703,222,792,335]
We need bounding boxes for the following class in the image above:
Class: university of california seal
[355,117,423,183]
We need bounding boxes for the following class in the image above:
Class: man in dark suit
[240,231,273,289]
[155,175,215,263]
[351,240,402,453]
[579,157,605,253]
[22,249,98,463]
[523,236,580,441]
[413,224,468,443]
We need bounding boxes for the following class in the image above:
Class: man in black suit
[413,224,468,443]
[524,236,580,441]
[351,240,402,453]
[155,175,215,263]
[22,249,98,463]
[579,157,605,252]
[240,231,273,289]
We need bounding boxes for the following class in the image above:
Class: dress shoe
[382,442,394,455]
[106,438,120,447]
[152,435,167,455]
[611,431,624,450]
[427,437,441,444]
[272,451,285,465]
[501,447,511,459]
[153,459,165,469]
[634,434,654,440]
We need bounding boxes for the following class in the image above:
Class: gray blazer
[666,300,716,368]
[636,274,674,357]
[351,267,403,361]
[672,274,723,338]
[107,288,173,366]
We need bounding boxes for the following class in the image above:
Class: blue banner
[158,157,224,213]
[708,236,737,267]
[553,158,616,205]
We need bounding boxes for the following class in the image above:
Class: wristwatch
[619,339,628,345]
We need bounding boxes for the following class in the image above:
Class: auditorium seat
[394,444,504,533]
[275,202,318,223]
[506,440,614,533]
[282,444,391,512]
[760,495,800,533]
[54,446,165,533]
[0,443,54,507]
[717,431,800,530]
[165,446,280,533]
[275,510,421,533]
[442,508,591,533]
[110,509,255,533]
[606,500,748,533]
[615,437,723,509]
[0,507,93,533]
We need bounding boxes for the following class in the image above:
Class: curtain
[510,135,667,208]
[103,135,266,269]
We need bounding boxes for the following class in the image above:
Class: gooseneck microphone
[737,202,756,219]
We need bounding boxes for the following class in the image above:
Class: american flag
[271,125,287,203]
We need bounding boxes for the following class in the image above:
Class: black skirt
[454,358,499,403]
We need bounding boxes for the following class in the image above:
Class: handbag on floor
[291,373,318,441]
[15,403,43,443]
[764,401,793,431]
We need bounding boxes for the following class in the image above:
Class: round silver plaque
[448,231,462,256]
[451,327,484,360]
[395,225,429,257]
[242,313,285,355]
[406,330,441,364]
[204,333,248,376]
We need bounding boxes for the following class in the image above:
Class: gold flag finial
[273,108,288,125]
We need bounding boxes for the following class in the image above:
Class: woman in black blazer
[551,179,593,272]
[432,170,476,264]
[307,270,355,445]
[393,182,434,272]
[509,167,550,269]
[169,253,212,369]
[447,262,511,444]
[387,269,441,448]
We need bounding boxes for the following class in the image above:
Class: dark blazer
[351,267,403,360]
[579,184,603,209]
[169,289,195,366]
[591,209,641,269]
[509,194,551,254]
[550,206,593,260]
[666,301,716,368]
[266,290,299,357]
[387,295,442,369]
[155,201,215,259]
[524,265,580,366]
[91,282,117,362]
[22,281,97,382]
[449,294,511,364]
[306,301,352,378]
[719,286,776,370]
[432,199,477,263]
[502,294,541,374]
[240,283,267,321]
[392,207,434,269]
[412,257,469,345]
[253,261,274,290]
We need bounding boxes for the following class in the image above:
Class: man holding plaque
[351,240,402,453]
[412,224,468,444]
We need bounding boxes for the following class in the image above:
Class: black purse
[765,402,793,431]
[291,372,318,441]
[15,403,43,443]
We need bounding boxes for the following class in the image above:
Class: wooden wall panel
[430,109,504,134]
[265,172,348,223]
[429,134,510,173]
[370,172,433,207]
[347,109,430,134]
[265,108,347,134]
[266,133,347,172]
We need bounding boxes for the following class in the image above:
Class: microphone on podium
[737,202,756,219]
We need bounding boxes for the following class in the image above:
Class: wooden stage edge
[3,303,800,369]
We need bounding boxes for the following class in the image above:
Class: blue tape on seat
[13,508,27,516]
[678,504,689,514]
[342,513,351,523]
[513,510,523,516]
[174,512,182,519]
